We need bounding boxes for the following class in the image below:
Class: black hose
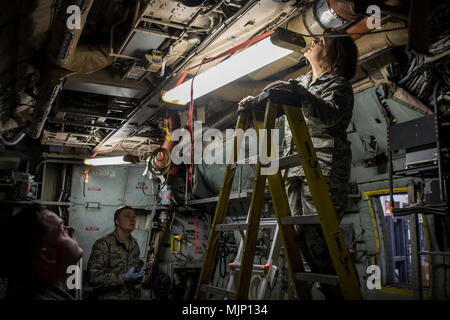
[444,256,449,300]
[433,81,445,203]
[0,129,27,146]
[392,207,449,216]
[182,275,195,300]
[218,234,230,278]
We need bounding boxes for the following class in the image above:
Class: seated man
[87,206,144,300]
[1,204,83,299]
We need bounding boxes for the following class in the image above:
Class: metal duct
[250,0,403,81]
[47,0,95,69]
[288,0,360,50]
[355,21,407,60]
[29,0,114,139]
[29,66,74,139]
[249,0,359,81]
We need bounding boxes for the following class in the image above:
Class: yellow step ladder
[195,89,362,300]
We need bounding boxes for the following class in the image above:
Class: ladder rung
[200,285,236,298]
[228,262,271,274]
[215,223,247,231]
[230,153,300,169]
[215,218,278,231]
[188,191,251,205]
[278,153,301,170]
[294,272,339,286]
[281,215,320,225]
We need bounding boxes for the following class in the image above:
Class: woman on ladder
[239,28,358,299]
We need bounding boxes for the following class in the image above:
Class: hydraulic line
[148,147,171,176]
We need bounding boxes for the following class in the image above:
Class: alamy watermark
[366,5,381,30]
[66,5,81,30]
[66,265,81,290]
[170,121,280,175]
[366,264,381,290]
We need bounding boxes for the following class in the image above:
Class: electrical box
[145,50,163,73]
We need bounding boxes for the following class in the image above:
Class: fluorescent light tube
[84,156,129,166]
[162,37,293,105]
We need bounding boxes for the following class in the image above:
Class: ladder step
[294,272,339,286]
[200,285,236,298]
[215,218,278,231]
[230,153,300,169]
[281,215,320,225]
[278,153,301,170]
[228,262,271,274]
[188,190,252,205]
[215,215,320,231]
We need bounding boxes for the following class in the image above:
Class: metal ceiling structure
[0,0,446,158]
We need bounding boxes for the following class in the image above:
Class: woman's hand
[238,96,255,107]
[263,80,292,92]
[237,96,255,113]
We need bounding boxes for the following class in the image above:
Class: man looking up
[87,206,144,299]
[1,204,83,299]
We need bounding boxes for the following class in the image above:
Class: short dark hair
[1,204,47,280]
[322,28,359,80]
[114,206,134,226]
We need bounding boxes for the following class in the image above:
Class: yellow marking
[364,188,408,254]
[171,235,182,254]
[364,188,433,296]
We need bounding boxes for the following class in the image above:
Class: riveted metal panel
[122,166,156,207]
[69,204,116,270]
[71,165,129,206]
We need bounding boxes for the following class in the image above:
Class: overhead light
[84,155,140,166]
[162,28,306,105]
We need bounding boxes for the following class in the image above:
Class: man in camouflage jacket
[87,206,144,300]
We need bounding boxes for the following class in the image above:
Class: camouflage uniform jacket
[283,70,354,181]
[33,281,75,300]
[87,230,142,300]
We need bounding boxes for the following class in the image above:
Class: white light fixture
[84,156,132,166]
[162,36,294,105]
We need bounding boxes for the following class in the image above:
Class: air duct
[29,0,114,139]
[250,0,404,81]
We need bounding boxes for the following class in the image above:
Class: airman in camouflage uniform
[282,70,354,279]
[87,206,144,300]
[258,27,358,299]
[87,230,143,300]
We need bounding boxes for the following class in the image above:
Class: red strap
[188,58,208,193]
[180,30,275,194]
[175,71,189,87]
[175,30,274,86]
[195,215,198,254]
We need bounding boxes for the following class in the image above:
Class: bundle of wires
[148,147,171,176]
[218,233,230,278]
[398,32,450,104]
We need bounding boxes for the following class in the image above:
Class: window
[366,189,431,291]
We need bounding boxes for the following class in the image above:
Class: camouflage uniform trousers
[286,175,348,298]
